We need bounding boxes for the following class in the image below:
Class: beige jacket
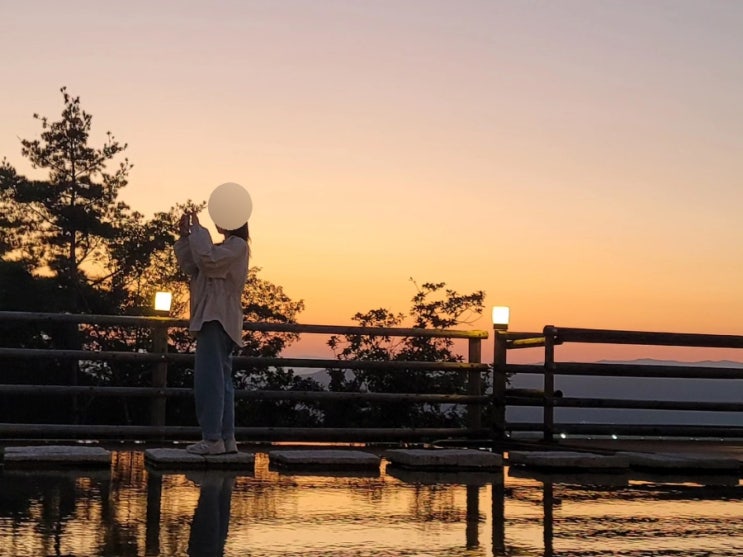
[174,224,249,347]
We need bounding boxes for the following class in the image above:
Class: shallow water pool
[1,449,742,556]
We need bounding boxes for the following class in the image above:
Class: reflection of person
[187,472,235,557]
[175,211,249,455]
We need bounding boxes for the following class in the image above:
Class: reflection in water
[465,485,480,549]
[187,472,234,557]
[1,449,742,556]
[491,479,505,556]
[145,472,162,556]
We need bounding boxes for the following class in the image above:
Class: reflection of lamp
[154,292,172,314]
[491,306,510,331]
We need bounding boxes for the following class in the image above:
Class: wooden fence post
[543,325,556,442]
[492,330,508,442]
[150,323,168,428]
[467,338,482,431]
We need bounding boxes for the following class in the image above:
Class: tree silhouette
[0,87,145,311]
[0,87,318,427]
[326,281,485,428]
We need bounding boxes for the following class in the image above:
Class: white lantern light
[492,306,510,330]
[154,291,172,313]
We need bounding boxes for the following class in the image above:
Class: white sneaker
[186,439,226,455]
[224,438,238,454]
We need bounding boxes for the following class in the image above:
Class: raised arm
[174,237,198,276]
[189,224,247,278]
[174,212,198,276]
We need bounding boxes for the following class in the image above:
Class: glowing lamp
[154,291,172,313]
[492,306,510,330]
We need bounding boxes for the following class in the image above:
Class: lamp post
[151,292,171,429]
[492,306,509,443]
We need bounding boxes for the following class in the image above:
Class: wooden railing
[4,311,742,443]
[0,311,489,442]
[492,326,743,441]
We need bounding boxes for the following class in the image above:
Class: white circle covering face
[208,182,253,230]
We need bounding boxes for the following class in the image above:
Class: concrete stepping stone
[144,448,255,471]
[508,451,629,471]
[269,449,380,470]
[619,451,741,472]
[2,445,111,468]
[384,449,503,471]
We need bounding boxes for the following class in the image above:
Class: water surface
[1,449,741,556]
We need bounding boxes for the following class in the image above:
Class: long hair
[226,222,250,257]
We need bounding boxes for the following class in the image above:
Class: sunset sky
[2,1,742,361]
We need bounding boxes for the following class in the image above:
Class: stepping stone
[269,450,380,470]
[508,451,629,471]
[384,449,503,471]
[3,445,111,468]
[619,451,741,472]
[144,448,255,471]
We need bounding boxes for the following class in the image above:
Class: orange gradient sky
[2,1,742,361]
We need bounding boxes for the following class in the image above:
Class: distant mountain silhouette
[294,359,743,427]
[599,358,742,368]
[509,359,743,426]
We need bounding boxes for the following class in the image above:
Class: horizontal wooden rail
[548,326,743,349]
[0,311,488,339]
[555,397,743,412]
[507,336,545,349]
[0,347,488,372]
[506,396,743,412]
[501,332,544,340]
[0,384,489,404]
[0,423,488,441]
[0,347,488,371]
[505,423,743,437]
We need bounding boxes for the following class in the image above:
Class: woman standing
[175,211,249,455]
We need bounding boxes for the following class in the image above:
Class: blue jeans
[194,321,235,442]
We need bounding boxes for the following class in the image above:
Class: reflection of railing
[493,326,743,441]
[0,311,489,441]
[145,465,504,556]
[507,468,743,557]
